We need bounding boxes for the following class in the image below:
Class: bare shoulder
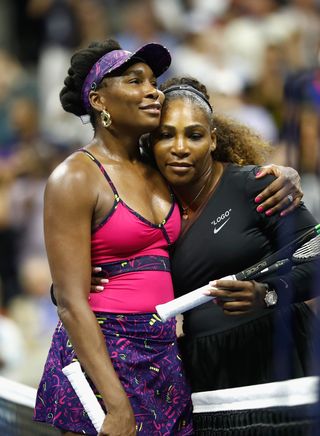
[47,151,91,185]
[45,151,97,206]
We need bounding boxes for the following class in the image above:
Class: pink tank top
[83,150,181,313]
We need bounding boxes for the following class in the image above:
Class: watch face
[265,290,278,307]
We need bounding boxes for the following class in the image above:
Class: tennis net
[0,376,59,436]
[1,374,319,435]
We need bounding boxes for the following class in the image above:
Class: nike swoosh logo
[213,217,230,234]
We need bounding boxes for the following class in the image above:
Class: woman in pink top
[34,38,302,436]
[34,39,193,436]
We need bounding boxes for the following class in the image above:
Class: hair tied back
[163,84,213,113]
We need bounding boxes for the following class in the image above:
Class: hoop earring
[100,109,112,128]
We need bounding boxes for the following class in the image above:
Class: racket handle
[62,361,105,432]
[155,275,236,322]
[156,284,214,322]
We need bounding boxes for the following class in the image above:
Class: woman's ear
[89,90,104,112]
[210,127,217,153]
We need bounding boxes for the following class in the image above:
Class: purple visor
[81,42,171,114]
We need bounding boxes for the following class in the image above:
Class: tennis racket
[156,224,320,322]
[62,361,105,432]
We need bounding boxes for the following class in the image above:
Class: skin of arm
[44,154,136,435]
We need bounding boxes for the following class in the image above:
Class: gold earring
[100,109,112,128]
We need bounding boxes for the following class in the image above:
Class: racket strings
[293,235,320,260]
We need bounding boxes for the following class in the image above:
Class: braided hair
[59,39,121,126]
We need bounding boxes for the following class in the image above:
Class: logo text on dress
[211,209,232,234]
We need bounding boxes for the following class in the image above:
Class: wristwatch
[263,283,278,307]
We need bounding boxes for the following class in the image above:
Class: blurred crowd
[0,0,319,387]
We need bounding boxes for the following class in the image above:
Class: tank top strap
[80,149,118,196]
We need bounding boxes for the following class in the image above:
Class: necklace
[179,163,224,221]
[180,181,208,220]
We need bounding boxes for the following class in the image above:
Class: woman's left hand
[90,267,109,292]
[207,279,267,315]
[255,164,303,217]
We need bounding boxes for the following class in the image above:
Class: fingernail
[265,209,272,216]
[280,211,286,217]
[256,171,262,177]
[209,280,217,286]
[100,279,109,283]
[255,196,262,203]
[256,205,264,212]
[93,267,102,271]
[96,286,104,291]
[203,290,211,295]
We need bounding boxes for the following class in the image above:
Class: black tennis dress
[171,164,320,393]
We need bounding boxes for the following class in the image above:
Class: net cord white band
[192,376,319,413]
[62,361,105,432]
[0,376,36,409]
[155,275,235,322]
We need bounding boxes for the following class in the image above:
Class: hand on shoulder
[254,164,303,217]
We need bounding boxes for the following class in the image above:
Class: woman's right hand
[91,267,109,292]
[99,398,136,436]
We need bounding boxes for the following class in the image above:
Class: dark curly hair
[59,39,121,125]
[159,77,272,166]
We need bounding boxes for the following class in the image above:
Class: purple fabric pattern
[97,255,171,278]
[33,312,193,435]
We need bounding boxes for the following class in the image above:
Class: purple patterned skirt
[33,312,193,435]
